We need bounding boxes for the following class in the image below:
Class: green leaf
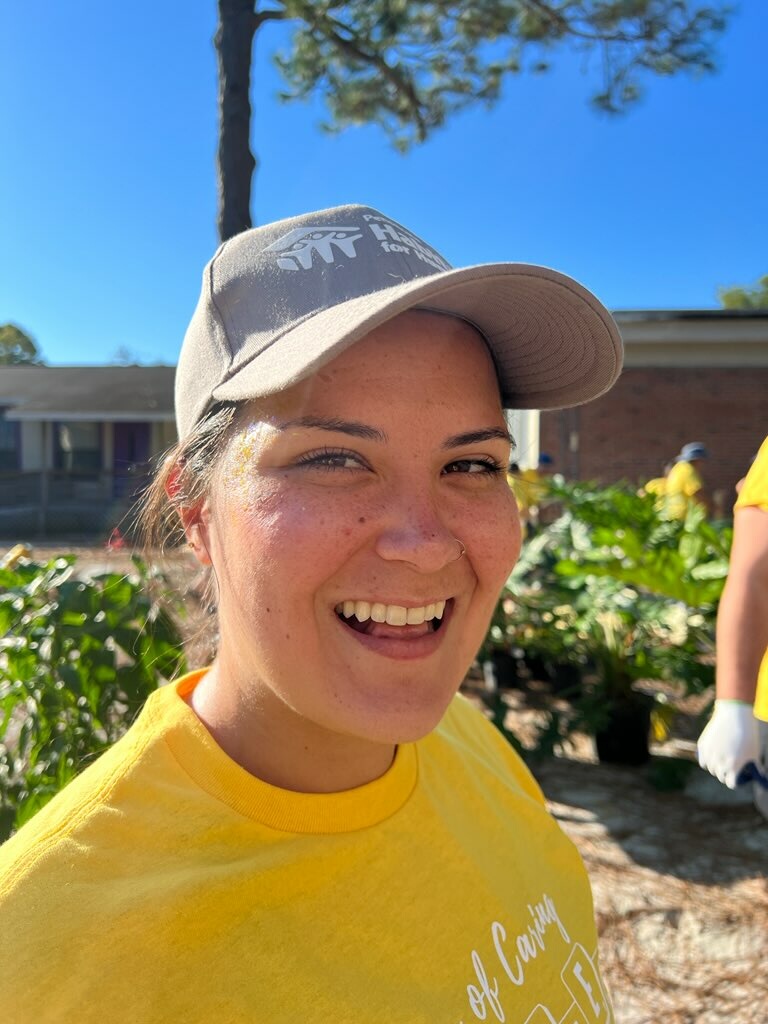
[0,553,185,841]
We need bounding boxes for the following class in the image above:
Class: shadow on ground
[532,754,767,885]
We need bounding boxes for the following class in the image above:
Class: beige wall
[20,421,44,470]
[102,422,113,472]
[152,421,177,456]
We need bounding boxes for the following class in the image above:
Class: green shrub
[483,479,731,755]
[0,555,186,841]
[499,479,729,690]
[548,479,731,609]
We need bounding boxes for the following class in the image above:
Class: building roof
[0,366,176,421]
[613,309,768,367]
[614,309,768,323]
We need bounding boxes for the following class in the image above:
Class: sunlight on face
[201,311,522,746]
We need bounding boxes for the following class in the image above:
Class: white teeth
[370,602,387,623]
[354,601,371,622]
[385,605,408,626]
[337,599,449,627]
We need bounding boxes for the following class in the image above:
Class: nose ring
[453,539,466,562]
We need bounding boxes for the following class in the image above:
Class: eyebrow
[441,427,513,450]
[278,416,387,442]
[278,416,513,449]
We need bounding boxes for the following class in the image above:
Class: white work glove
[697,700,761,789]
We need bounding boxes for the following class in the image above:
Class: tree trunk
[215,0,258,241]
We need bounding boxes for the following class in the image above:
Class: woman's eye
[444,458,503,476]
[296,448,366,472]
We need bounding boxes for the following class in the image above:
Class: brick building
[539,310,768,514]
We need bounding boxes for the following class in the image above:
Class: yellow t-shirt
[506,470,525,507]
[0,670,612,1023]
[663,459,703,520]
[507,468,545,517]
[641,476,667,512]
[734,437,768,721]
[643,477,666,498]
[521,467,548,505]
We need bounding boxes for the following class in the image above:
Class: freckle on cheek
[358,516,366,524]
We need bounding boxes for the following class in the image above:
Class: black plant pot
[594,695,653,766]
[490,650,522,689]
[545,661,583,700]
[522,653,552,683]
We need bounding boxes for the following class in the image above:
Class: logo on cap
[265,227,363,271]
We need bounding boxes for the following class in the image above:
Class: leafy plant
[0,555,186,841]
[482,478,730,760]
[503,480,727,679]
[550,479,731,609]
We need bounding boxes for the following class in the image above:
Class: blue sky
[2,2,765,366]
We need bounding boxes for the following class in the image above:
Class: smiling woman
[0,205,623,1023]
[182,313,520,793]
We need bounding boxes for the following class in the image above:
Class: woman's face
[197,311,521,745]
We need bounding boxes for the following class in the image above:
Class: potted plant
[482,477,726,764]
[500,590,586,695]
[502,518,591,694]
[476,595,523,691]
[564,578,714,764]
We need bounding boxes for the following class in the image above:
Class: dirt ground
[8,541,768,1022]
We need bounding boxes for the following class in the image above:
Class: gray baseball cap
[175,204,623,438]
[678,442,708,461]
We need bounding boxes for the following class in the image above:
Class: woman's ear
[165,463,213,566]
[181,510,213,567]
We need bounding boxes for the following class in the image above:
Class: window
[0,409,20,471]
[54,422,102,473]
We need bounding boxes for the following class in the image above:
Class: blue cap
[679,442,708,461]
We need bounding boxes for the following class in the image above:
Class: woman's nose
[374,495,463,573]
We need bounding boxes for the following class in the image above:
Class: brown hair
[133,403,240,665]
[137,403,239,553]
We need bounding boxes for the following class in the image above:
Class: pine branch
[293,3,429,138]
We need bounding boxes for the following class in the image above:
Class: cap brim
[212,262,622,411]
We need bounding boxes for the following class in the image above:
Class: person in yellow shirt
[698,438,768,817]
[663,441,708,519]
[0,205,621,1022]
[642,474,667,499]
[639,461,672,510]
[507,457,544,532]
[507,454,553,533]
[505,459,527,508]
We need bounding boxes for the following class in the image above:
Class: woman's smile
[333,596,455,659]
[334,597,448,630]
